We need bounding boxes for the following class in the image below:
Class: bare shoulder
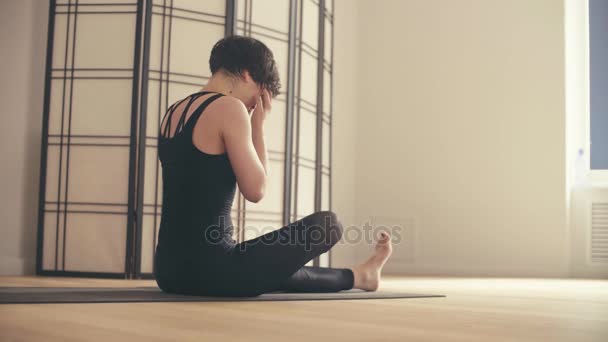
[211,95,247,113]
[209,95,250,126]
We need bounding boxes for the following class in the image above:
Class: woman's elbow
[245,180,266,203]
[246,188,264,203]
[241,173,266,203]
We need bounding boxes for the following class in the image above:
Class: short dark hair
[209,35,281,97]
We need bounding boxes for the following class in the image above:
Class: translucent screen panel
[52,4,137,69]
[318,251,329,267]
[63,146,129,273]
[300,52,318,108]
[148,4,170,74]
[243,220,283,241]
[71,79,133,136]
[289,0,319,227]
[302,0,318,49]
[172,0,226,16]
[263,97,287,153]
[299,107,317,162]
[142,146,162,208]
[323,69,331,121]
[64,213,127,272]
[322,121,330,168]
[67,146,130,204]
[47,80,132,137]
[42,212,63,270]
[237,0,291,240]
[47,81,69,137]
[249,34,288,152]
[294,165,316,220]
[42,89,131,272]
[145,80,163,138]
[51,12,73,69]
[321,173,330,211]
[74,13,135,69]
[326,0,333,15]
[139,141,163,274]
[72,0,136,3]
[168,12,224,75]
[44,144,66,203]
[291,104,316,222]
[140,142,164,274]
[244,159,285,238]
[41,126,132,272]
[42,198,129,273]
[140,209,161,273]
[322,1,333,218]
[251,0,290,32]
[236,2,246,35]
[237,0,291,37]
[40,2,141,275]
[323,6,332,66]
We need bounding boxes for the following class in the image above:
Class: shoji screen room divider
[37,0,334,279]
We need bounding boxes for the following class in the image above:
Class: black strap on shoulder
[182,93,224,132]
[162,97,189,138]
[161,91,219,138]
[174,94,205,135]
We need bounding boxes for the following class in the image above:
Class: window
[590,0,608,170]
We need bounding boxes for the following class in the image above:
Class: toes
[377,231,391,242]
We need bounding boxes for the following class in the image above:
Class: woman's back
[155,91,237,269]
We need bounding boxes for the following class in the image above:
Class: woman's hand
[251,89,272,126]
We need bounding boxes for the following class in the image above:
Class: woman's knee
[306,210,343,248]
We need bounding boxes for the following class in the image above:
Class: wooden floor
[0,275,607,341]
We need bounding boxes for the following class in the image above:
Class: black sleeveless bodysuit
[153,91,354,297]
[153,93,237,282]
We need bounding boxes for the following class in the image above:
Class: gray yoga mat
[0,286,444,304]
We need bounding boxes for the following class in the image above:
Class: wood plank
[0,276,606,341]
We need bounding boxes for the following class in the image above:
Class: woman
[153,35,392,297]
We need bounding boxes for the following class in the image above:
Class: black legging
[154,211,355,297]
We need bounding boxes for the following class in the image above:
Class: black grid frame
[132,0,153,279]
[36,0,335,279]
[36,0,146,278]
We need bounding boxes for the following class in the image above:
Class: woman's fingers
[255,94,263,113]
[261,89,272,113]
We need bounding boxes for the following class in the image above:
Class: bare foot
[350,231,393,291]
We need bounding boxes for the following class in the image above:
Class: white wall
[0,0,49,275]
[327,0,360,267]
[352,0,571,277]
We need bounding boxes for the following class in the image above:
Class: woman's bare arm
[250,90,272,178]
[219,96,267,203]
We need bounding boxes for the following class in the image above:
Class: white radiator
[590,201,608,263]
